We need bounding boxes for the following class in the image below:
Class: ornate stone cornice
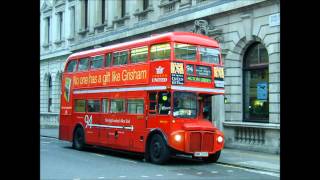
[191,19,224,43]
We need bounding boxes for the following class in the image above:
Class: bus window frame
[199,46,221,65]
[89,55,105,70]
[109,98,126,114]
[86,99,101,113]
[77,57,90,72]
[112,50,129,66]
[74,99,86,113]
[65,59,78,73]
[127,98,145,115]
[130,46,149,64]
[101,98,110,114]
[150,42,172,61]
[173,42,198,61]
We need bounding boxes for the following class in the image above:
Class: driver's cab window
[158,91,171,115]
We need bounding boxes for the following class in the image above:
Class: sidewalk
[40,128,279,173]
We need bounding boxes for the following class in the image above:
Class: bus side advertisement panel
[72,64,150,89]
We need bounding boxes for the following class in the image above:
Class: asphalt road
[40,136,279,180]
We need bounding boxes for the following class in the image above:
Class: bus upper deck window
[105,53,112,67]
[150,43,171,60]
[131,46,148,63]
[199,47,220,64]
[90,56,104,69]
[78,58,89,71]
[66,60,77,72]
[174,43,196,61]
[113,51,128,65]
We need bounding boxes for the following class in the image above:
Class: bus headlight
[217,136,223,143]
[174,134,182,142]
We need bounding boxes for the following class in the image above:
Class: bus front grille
[189,132,214,152]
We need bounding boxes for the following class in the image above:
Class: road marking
[177,173,184,176]
[217,164,280,177]
[73,178,80,180]
[119,176,126,178]
[98,177,105,179]
[41,141,51,144]
[119,159,138,164]
[196,172,203,175]
[211,171,218,173]
[141,175,149,178]
[94,153,105,157]
[155,174,163,177]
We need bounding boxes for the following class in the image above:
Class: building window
[84,0,88,29]
[57,11,63,41]
[48,74,52,112]
[243,42,269,122]
[69,6,75,38]
[44,17,51,45]
[143,0,149,10]
[121,0,126,18]
[102,0,106,24]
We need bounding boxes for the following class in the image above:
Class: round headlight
[174,134,182,142]
[217,136,223,143]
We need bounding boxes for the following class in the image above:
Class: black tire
[72,127,85,150]
[149,134,170,164]
[204,150,221,163]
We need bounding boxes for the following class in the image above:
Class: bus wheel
[73,127,85,150]
[149,134,170,164]
[204,150,221,163]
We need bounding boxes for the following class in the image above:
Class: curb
[216,161,280,173]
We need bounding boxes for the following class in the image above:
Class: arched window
[243,42,269,122]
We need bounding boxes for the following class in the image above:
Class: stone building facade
[40,0,280,154]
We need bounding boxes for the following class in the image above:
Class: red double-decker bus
[59,32,225,164]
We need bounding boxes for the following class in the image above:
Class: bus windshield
[173,91,197,118]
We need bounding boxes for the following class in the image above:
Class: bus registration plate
[194,152,208,157]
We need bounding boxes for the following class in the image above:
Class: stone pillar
[95,0,102,26]
[88,0,95,34]
[107,0,115,27]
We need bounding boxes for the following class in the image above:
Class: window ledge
[113,15,130,23]
[223,121,280,129]
[40,112,59,116]
[158,0,179,8]
[54,39,64,44]
[94,22,107,30]
[67,36,74,41]
[133,7,154,16]
[42,43,51,48]
[77,28,89,35]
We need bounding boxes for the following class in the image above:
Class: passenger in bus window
[158,92,171,115]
